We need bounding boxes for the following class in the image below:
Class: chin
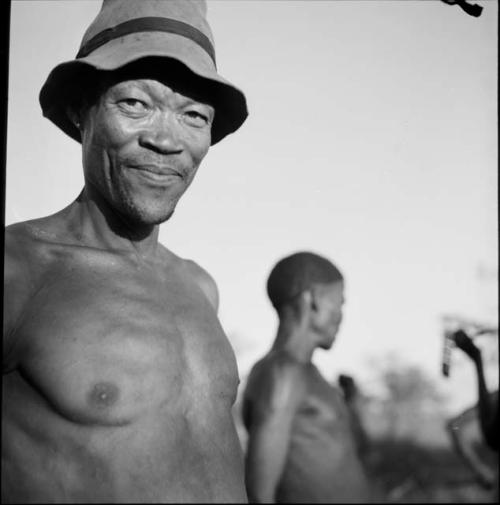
[119,194,179,226]
[129,206,176,226]
[112,178,187,226]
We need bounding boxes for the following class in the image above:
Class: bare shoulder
[246,352,307,414]
[4,221,41,279]
[4,218,57,267]
[182,259,220,312]
[3,222,48,365]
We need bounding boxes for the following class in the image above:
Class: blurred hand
[453,329,481,361]
[338,374,358,401]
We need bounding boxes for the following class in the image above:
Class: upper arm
[244,361,306,501]
[184,259,219,312]
[249,361,306,427]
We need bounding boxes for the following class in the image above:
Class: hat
[39,0,248,145]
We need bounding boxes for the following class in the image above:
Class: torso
[243,353,371,503]
[3,220,246,503]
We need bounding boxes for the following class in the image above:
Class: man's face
[311,280,345,349]
[80,70,214,226]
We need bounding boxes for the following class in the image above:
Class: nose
[138,112,183,154]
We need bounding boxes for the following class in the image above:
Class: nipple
[88,382,119,409]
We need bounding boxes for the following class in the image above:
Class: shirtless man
[242,252,372,503]
[2,0,248,502]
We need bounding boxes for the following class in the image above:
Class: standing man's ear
[309,285,320,312]
[300,290,313,310]
[295,290,313,331]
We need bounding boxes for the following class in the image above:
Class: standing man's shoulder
[245,352,308,415]
[182,258,220,312]
[252,351,308,382]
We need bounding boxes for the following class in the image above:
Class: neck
[65,185,161,259]
[272,308,316,364]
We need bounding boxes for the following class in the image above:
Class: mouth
[129,165,183,185]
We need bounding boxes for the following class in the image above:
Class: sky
[6,0,498,413]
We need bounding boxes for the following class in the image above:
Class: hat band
[76,16,216,66]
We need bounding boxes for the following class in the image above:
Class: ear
[296,290,313,329]
[66,105,81,131]
[309,285,320,312]
[300,289,313,310]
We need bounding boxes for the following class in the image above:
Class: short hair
[267,251,343,311]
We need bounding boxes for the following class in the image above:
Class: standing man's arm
[245,363,306,503]
[453,330,497,450]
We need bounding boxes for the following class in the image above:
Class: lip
[129,165,183,185]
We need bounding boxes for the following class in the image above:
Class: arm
[245,362,306,503]
[447,408,496,488]
[453,330,496,450]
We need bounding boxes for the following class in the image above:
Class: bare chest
[295,369,350,432]
[14,251,239,426]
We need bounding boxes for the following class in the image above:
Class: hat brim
[39,32,248,145]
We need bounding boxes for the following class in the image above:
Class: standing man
[242,252,372,503]
[3,0,248,502]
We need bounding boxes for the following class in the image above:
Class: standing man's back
[242,252,372,503]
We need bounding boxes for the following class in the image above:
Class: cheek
[193,138,210,164]
[185,137,210,177]
[84,122,131,175]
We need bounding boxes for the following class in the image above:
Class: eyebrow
[113,80,211,109]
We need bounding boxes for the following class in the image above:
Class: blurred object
[367,436,496,503]
[440,314,498,378]
[338,373,358,402]
[337,373,372,462]
[351,355,496,501]
[447,396,498,491]
[367,356,448,444]
[450,330,498,454]
[440,0,484,17]
[440,313,498,338]
[442,329,454,378]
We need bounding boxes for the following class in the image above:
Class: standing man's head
[267,251,345,349]
[39,0,247,226]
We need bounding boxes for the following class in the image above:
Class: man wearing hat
[3,0,248,502]
[242,252,373,503]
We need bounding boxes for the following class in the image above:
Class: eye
[118,98,148,112]
[183,110,210,128]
